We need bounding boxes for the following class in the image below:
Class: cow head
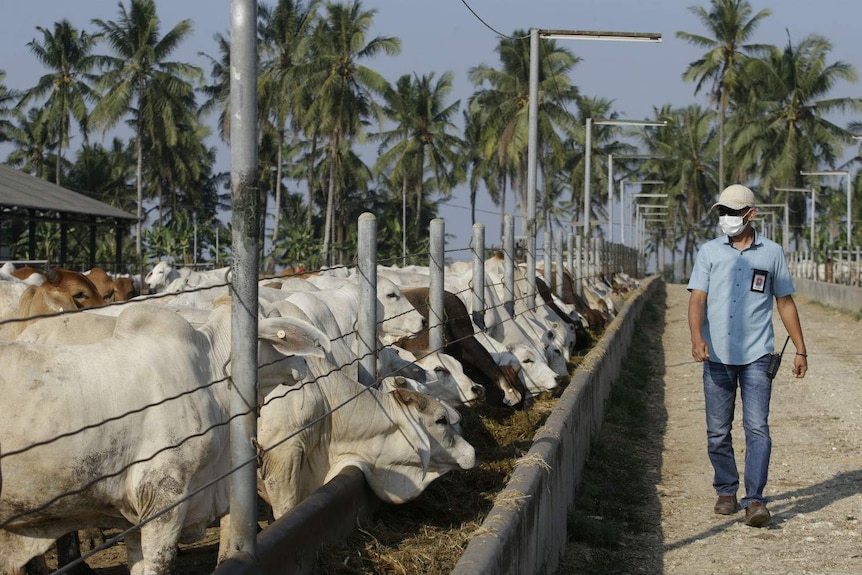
[17,268,105,322]
[358,388,475,504]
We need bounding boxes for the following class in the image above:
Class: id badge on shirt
[751,269,768,293]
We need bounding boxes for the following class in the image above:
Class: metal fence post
[228,0,259,559]
[357,213,377,387]
[504,215,515,318]
[472,224,486,331]
[429,219,445,352]
[555,231,564,299]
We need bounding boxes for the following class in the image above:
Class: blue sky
[2,0,860,252]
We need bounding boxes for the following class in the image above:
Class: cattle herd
[0,257,636,575]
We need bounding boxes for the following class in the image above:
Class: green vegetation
[560,295,666,574]
[2,0,861,272]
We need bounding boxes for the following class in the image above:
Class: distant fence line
[1,212,642,575]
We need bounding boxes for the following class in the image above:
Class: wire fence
[0,214,641,574]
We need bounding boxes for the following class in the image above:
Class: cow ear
[391,388,432,477]
[392,387,429,412]
[261,317,330,357]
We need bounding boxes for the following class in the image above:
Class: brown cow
[84,267,138,302]
[548,268,608,332]
[396,287,527,410]
[7,268,106,338]
[535,277,592,352]
[10,265,46,284]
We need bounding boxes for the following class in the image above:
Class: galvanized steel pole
[228,0,259,559]
[471,223,486,331]
[357,213,377,387]
[504,215,515,318]
[543,230,553,286]
[555,231,564,299]
[525,28,539,310]
[429,219,445,352]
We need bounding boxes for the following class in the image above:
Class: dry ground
[561,282,862,575]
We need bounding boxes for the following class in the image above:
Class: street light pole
[585,120,666,244]
[606,153,664,242]
[526,27,660,306]
[758,203,790,252]
[801,170,852,247]
[776,187,815,252]
[620,180,664,246]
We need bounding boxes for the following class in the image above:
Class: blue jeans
[703,355,772,508]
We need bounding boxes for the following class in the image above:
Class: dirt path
[658,282,862,575]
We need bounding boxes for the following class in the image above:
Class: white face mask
[719,209,750,237]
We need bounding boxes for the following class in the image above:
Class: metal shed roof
[0,163,137,220]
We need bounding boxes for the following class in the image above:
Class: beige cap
[712,184,755,211]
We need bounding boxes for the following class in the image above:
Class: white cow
[144,261,231,294]
[0,262,16,282]
[379,265,563,393]
[0,302,330,575]
[266,292,462,402]
[387,347,485,406]
[298,274,426,346]
[255,360,476,519]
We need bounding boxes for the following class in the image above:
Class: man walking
[687,184,808,527]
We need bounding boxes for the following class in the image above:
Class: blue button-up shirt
[687,229,795,365]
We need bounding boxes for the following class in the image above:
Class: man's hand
[691,338,709,362]
[792,354,808,378]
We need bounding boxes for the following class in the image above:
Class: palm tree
[554,96,634,236]
[304,0,400,265]
[198,31,232,142]
[65,137,136,212]
[89,0,203,273]
[258,0,321,250]
[0,70,21,143]
[734,33,862,248]
[18,20,98,185]
[461,108,501,229]
[639,104,718,278]
[6,107,57,179]
[373,71,462,256]
[676,0,772,193]
[468,31,580,230]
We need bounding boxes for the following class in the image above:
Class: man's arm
[776,294,807,378]
[688,289,709,362]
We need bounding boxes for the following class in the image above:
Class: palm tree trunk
[402,173,408,264]
[414,148,425,236]
[719,89,727,193]
[306,134,318,231]
[322,142,336,267]
[272,129,284,246]
[135,125,143,283]
[55,125,63,186]
[499,174,507,240]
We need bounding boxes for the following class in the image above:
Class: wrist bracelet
[796,352,808,357]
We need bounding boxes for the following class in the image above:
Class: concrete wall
[210,275,661,575]
[450,275,660,575]
[794,278,862,315]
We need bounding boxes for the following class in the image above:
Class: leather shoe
[713,495,739,515]
[744,501,771,527]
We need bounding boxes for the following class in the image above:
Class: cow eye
[434,366,447,374]
[523,357,533,364]
[435,416,448,425]
[73,291,87,299]
[386,292,397,299]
